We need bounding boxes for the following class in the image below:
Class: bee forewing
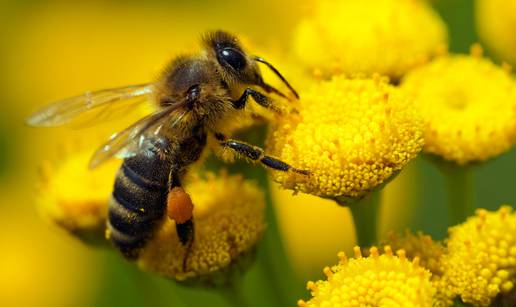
[26,83,156,127]
[88,105,178,169]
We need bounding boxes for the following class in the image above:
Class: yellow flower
[476,0,516,66]
[37,149,120,244]
[266,75,424,202]
[292,0,447,79]
[298,246,435,307]
[401,50,516,165]
[138,172,265,283]
[440,205,516,306]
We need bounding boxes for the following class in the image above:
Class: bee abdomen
[107,160,170,259]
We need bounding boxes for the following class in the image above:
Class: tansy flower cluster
[401,49,516,165]
[303,206,516,306]
[292,0,447,79]
[387,206,516,306]
[266,75,424,202]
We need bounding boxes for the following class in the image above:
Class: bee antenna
[254,56,300,99]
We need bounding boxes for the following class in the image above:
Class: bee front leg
[232,88,283,113]
[215,133,310,175]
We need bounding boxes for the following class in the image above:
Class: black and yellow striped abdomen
[107,149,172,260]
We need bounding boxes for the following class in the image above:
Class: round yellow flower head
[266,75,424,202]
[476,0,516,66]
[36,150,119,244]
[298,246,435,307]
[138,172,265,283]
[292,0,447,79]
[441,205,516,306]
[401,50,516,165]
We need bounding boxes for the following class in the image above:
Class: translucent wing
[26,83,156,127]
[88,105,186,169]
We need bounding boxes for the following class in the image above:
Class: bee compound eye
[218,48,247,71]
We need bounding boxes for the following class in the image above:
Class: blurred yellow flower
[292,0,447,79]
[266,76,424,202]
[298,246,434,307]
[476,0,516,66]
[440,206,516,306]
[37,148,120,244]
[138,172,265,283]
[401,51,516,165]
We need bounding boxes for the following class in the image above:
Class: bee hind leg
[176,219,195,271]
[215,133,310,175]
[166,184,195,271]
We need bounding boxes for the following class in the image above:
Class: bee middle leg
[215,133,309,175]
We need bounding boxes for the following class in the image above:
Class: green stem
[219,282,249,307]
[442,164,475,225]
[346,190,381,247]
[260,173,304,306]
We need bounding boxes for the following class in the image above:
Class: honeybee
[27,31,307,266]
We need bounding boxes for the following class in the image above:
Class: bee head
[203,31,263,85]
[203,30,299,100]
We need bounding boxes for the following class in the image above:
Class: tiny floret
[266,76,424,202]
[401,52,516,164]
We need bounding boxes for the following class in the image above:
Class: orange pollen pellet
[167,187,194,224]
